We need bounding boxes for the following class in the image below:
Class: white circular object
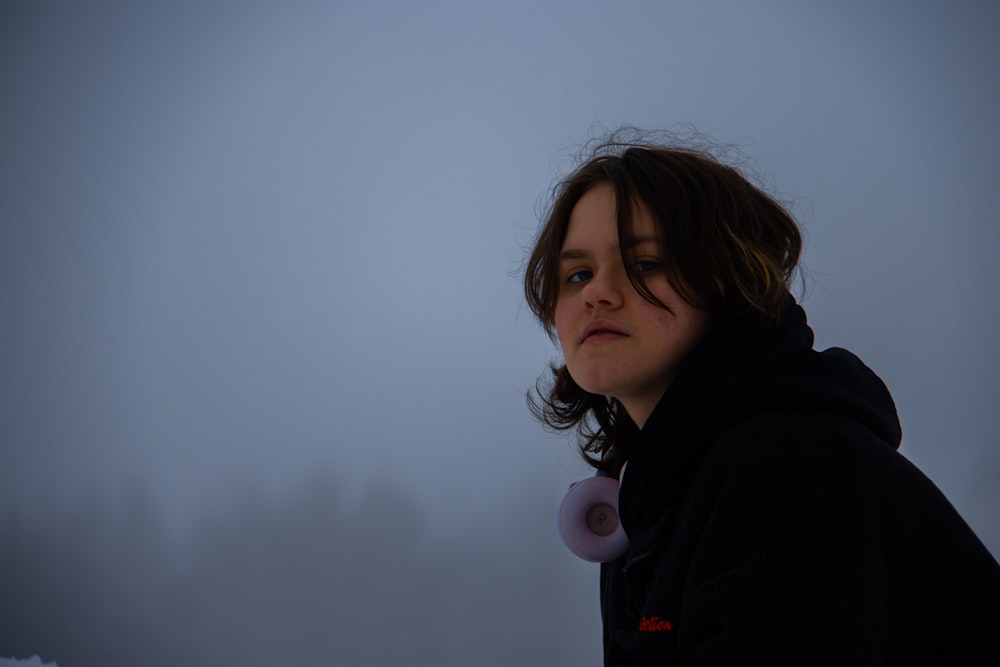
[558,476,629,562]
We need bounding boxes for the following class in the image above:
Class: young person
[524,135,1000,666]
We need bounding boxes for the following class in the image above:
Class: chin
[567,362,628,398]
[574,376,622,399]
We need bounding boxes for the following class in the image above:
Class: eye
[634,259,660,273]
[566,269,593,284]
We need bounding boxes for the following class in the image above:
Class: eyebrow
[559,235,659,261]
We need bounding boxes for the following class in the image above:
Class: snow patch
[0,657,58,667]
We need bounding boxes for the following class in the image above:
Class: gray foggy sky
[1,1,998,661]
[3,0,999,533]
[3,0,998,537]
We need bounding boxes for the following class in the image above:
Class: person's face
[553,183,712,427]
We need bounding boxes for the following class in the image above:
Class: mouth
[580,320,628,344]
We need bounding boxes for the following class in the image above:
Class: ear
[557,475,629,562]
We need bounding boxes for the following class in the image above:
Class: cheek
[553,301,574,350]
[666,308,713,352]
[634,297,675,330]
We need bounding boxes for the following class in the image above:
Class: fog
[2,471,600,665]
[1,1,998,664]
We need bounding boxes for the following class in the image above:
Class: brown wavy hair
[524,132,803,471]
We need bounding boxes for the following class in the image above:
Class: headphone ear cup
[558,475,629,562]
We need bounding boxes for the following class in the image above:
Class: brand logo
[638,615,673,632]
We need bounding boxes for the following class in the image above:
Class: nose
[582,267,625,310]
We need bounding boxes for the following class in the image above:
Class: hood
[688,301,901,450]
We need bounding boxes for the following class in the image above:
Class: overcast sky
[1,1,998,664]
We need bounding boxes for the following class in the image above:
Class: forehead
[560,183,658,252]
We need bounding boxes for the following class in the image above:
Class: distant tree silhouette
[0,468,601,667]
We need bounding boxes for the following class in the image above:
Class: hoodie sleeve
[677,563,883,666]
[662,414,999,667]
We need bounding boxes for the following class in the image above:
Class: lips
[581,319,629,344]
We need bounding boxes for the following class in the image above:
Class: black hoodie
[600,301,1000,666]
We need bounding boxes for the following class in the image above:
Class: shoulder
[664,411,885,586]
[681,408,999,595]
